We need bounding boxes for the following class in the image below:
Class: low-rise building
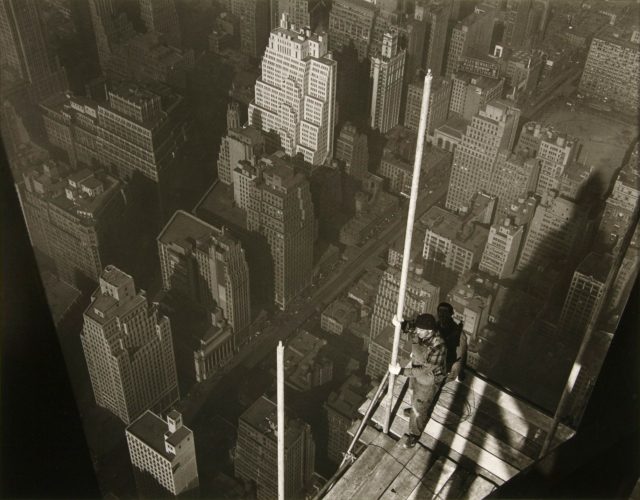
[126,410,198,496]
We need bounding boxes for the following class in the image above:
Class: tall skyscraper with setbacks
[369,30,405,134]
[245,153,315,310]
[446,100,520,213]
[157,210,251,338]
[81,266,179,424]
[249,15,337,165]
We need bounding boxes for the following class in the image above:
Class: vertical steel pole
[277,341,285,500]
[383,70,433,434]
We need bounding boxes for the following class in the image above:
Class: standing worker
[436,302,467,382]
[389,313,447,448]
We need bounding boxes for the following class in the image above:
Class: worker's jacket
[402,330,447,386]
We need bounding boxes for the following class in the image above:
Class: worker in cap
[389,313,447,448]
[437,302,467,383]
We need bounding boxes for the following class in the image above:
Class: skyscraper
[369,30,405,133]
[335,122,369,179]
[245,153,315,310]
[489,149,540,215]
[0,0,68,102]
[139,0,182,48]
[559,252,613,337]
[369,264,439,342]
[444,8,495,78]
[88,0,136,79]
[502,0,533,49]
[274,0,329,32]
[17,162,124,287]
[157,210,251,337]
[217,126,265,185]
[41,84,190,183]
[479,217,525,279]
[534,127,578,197]
[81,266,179,424]
[235,395,315,500]
[404,76,451,141]
[324,374,369,464]
[449,72,503,121]
[446,100,520,213]
[328,0,376,61]
[230,0,271,59]
[126,410,199,496]
[420,1,450,78]
[249,16,337,165]
[517,193,588,272]
[579,26,640,112]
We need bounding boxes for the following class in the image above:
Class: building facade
[235,395,315,500]
[579,27,640,112]
[446,101,520,213]
[404,76,451,141]
[81,266,180,424]
[335,122,369,179]
[139,0,182,48]
[18,162,124,287]
[126,410,199,496]
[249,17,337,165]
[158,210,251,337]
[479,218,524,279]
[369,30,405,133]
[217,126,265,185]
[245,154,315,310]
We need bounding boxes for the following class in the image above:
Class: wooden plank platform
[325,371,576,500]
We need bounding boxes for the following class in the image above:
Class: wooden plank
[458,375,574,441]
[383,374,544,461]
[407,457,457,500]
[324,441,387,500]
[380,467,426,500]
[347,421,381,446]
[374,388,529,475]
[461,475,497,500]
[351,448,406,498]
[435,468,474,500]
[369,403,506,486]
[404,444,437,478]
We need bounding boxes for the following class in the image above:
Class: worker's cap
[437,302,454,314]
[415,313,437,330]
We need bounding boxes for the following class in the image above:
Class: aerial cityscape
[0,0,638,498]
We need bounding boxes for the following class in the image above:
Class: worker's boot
[403,434,419,449]
[402,407,412,417]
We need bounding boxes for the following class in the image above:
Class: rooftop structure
[126,410,199,496]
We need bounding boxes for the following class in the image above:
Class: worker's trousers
[408,374,445,437]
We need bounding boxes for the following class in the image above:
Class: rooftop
[421,206,490,252]
[127,410,192,460]
[240,395,309,447]
[158,209,234,249]
[576,252,613,283]
[453,71,502,91]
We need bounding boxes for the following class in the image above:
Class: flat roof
[127,410,192,460]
